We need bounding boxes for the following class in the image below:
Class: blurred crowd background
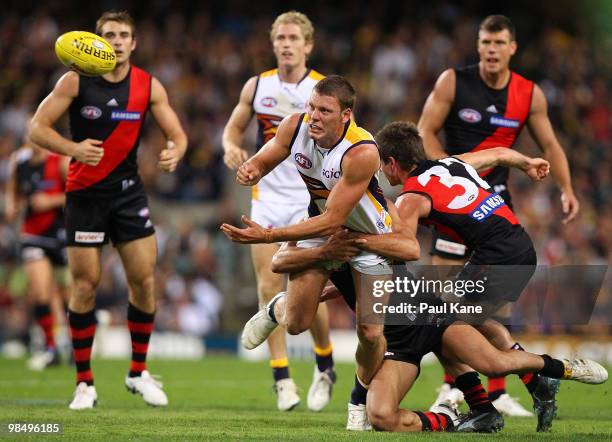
[0,0,610,349]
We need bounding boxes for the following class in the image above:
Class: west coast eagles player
[222,76,398,430]
[223,11,336,412]
[30,10,187,409]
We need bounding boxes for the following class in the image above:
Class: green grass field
[0,357,610,440]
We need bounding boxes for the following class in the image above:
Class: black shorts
[456,246,537,317]
[383,322,449,370]
[329,265,356,311]
[431,188,513,260]
[21,243,67,266]
[65,185,155,247]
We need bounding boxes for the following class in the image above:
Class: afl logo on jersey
[260,96,277,108]
[80,106,102,120]
[458,108,481,123]
[294,153,312,169]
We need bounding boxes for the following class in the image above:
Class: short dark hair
[96,10,136,38]
[479,15,515,41]
[375,121,427,171]
[313,75,355,111]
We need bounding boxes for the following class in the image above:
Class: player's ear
[131,37,137,51]
[509,40,517,56]
[341,108,352,123]
[304,41,314,57]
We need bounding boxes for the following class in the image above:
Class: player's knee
[367,402,396,431]
[128,273,155,297]
[285,318,309,335]
[72,276,98,303]
[357,323,383,345]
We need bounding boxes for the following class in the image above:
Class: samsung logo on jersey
[322,168,341,179]
[458,108,481,123]
[80,106,102,120]
[294,153,312,169]
[470,193,506,221]
[490,116,520,128]
[111,111,141,121]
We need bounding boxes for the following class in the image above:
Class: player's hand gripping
[159,140,184,173]
[223,145,248,170]
[320,229,365,262]
[73,139,104,166]
[220,215,272,244]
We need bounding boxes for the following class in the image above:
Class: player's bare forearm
[421,131,448,159]
[355,232,420,262]
[543,142,573,192]
[29,122,79,157]
[271,243,328,273]
[268,210,344,242]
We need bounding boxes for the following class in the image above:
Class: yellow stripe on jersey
[345,120,374,145]
[366,190,392,228]
[260,68,278,78]
[308,70,325,81]
[252,184,259,200]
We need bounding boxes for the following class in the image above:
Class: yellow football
[54,31,116,76]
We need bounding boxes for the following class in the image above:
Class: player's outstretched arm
[221,143,379,243]
[222,76,256,170]
[418,69,455,160]
[527,84,579,223]
[150,77,188,173]
[235,113,300,186]
[29,72,104,166]
[353,194,425,261]
[457,148,550,181]
[271,230,364,274]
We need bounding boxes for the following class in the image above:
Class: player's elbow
[27,120,43,145]
[399,240,420,261]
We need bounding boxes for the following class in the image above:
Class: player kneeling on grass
[271,122,609,433]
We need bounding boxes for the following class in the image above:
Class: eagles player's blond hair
[270,11,314,44]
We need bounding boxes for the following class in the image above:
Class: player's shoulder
[259,68,279,78]
[345,120,374,146]
[306,69,325,82]
[54,71,80,95]
[510,69,535,87]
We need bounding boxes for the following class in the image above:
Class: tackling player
[223,11,336,412]
[29,10,187,410]
[418,14,580,416]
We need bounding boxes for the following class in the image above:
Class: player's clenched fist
[236,160,263,186]
[524,157,550,182]
[73,139,104,166]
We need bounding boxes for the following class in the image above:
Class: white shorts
[250,199,307,229]
[296,237,393,276]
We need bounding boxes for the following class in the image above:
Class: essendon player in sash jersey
[30,11,187,410]
[373,121,564,432]
[266,122,608,433]
[6,142,71,371]
[418,15,579,415]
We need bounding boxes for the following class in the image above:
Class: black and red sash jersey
[444,64,534,187]
[67,66,151,196]
[401,158,533,263]
[15,150,65,240]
